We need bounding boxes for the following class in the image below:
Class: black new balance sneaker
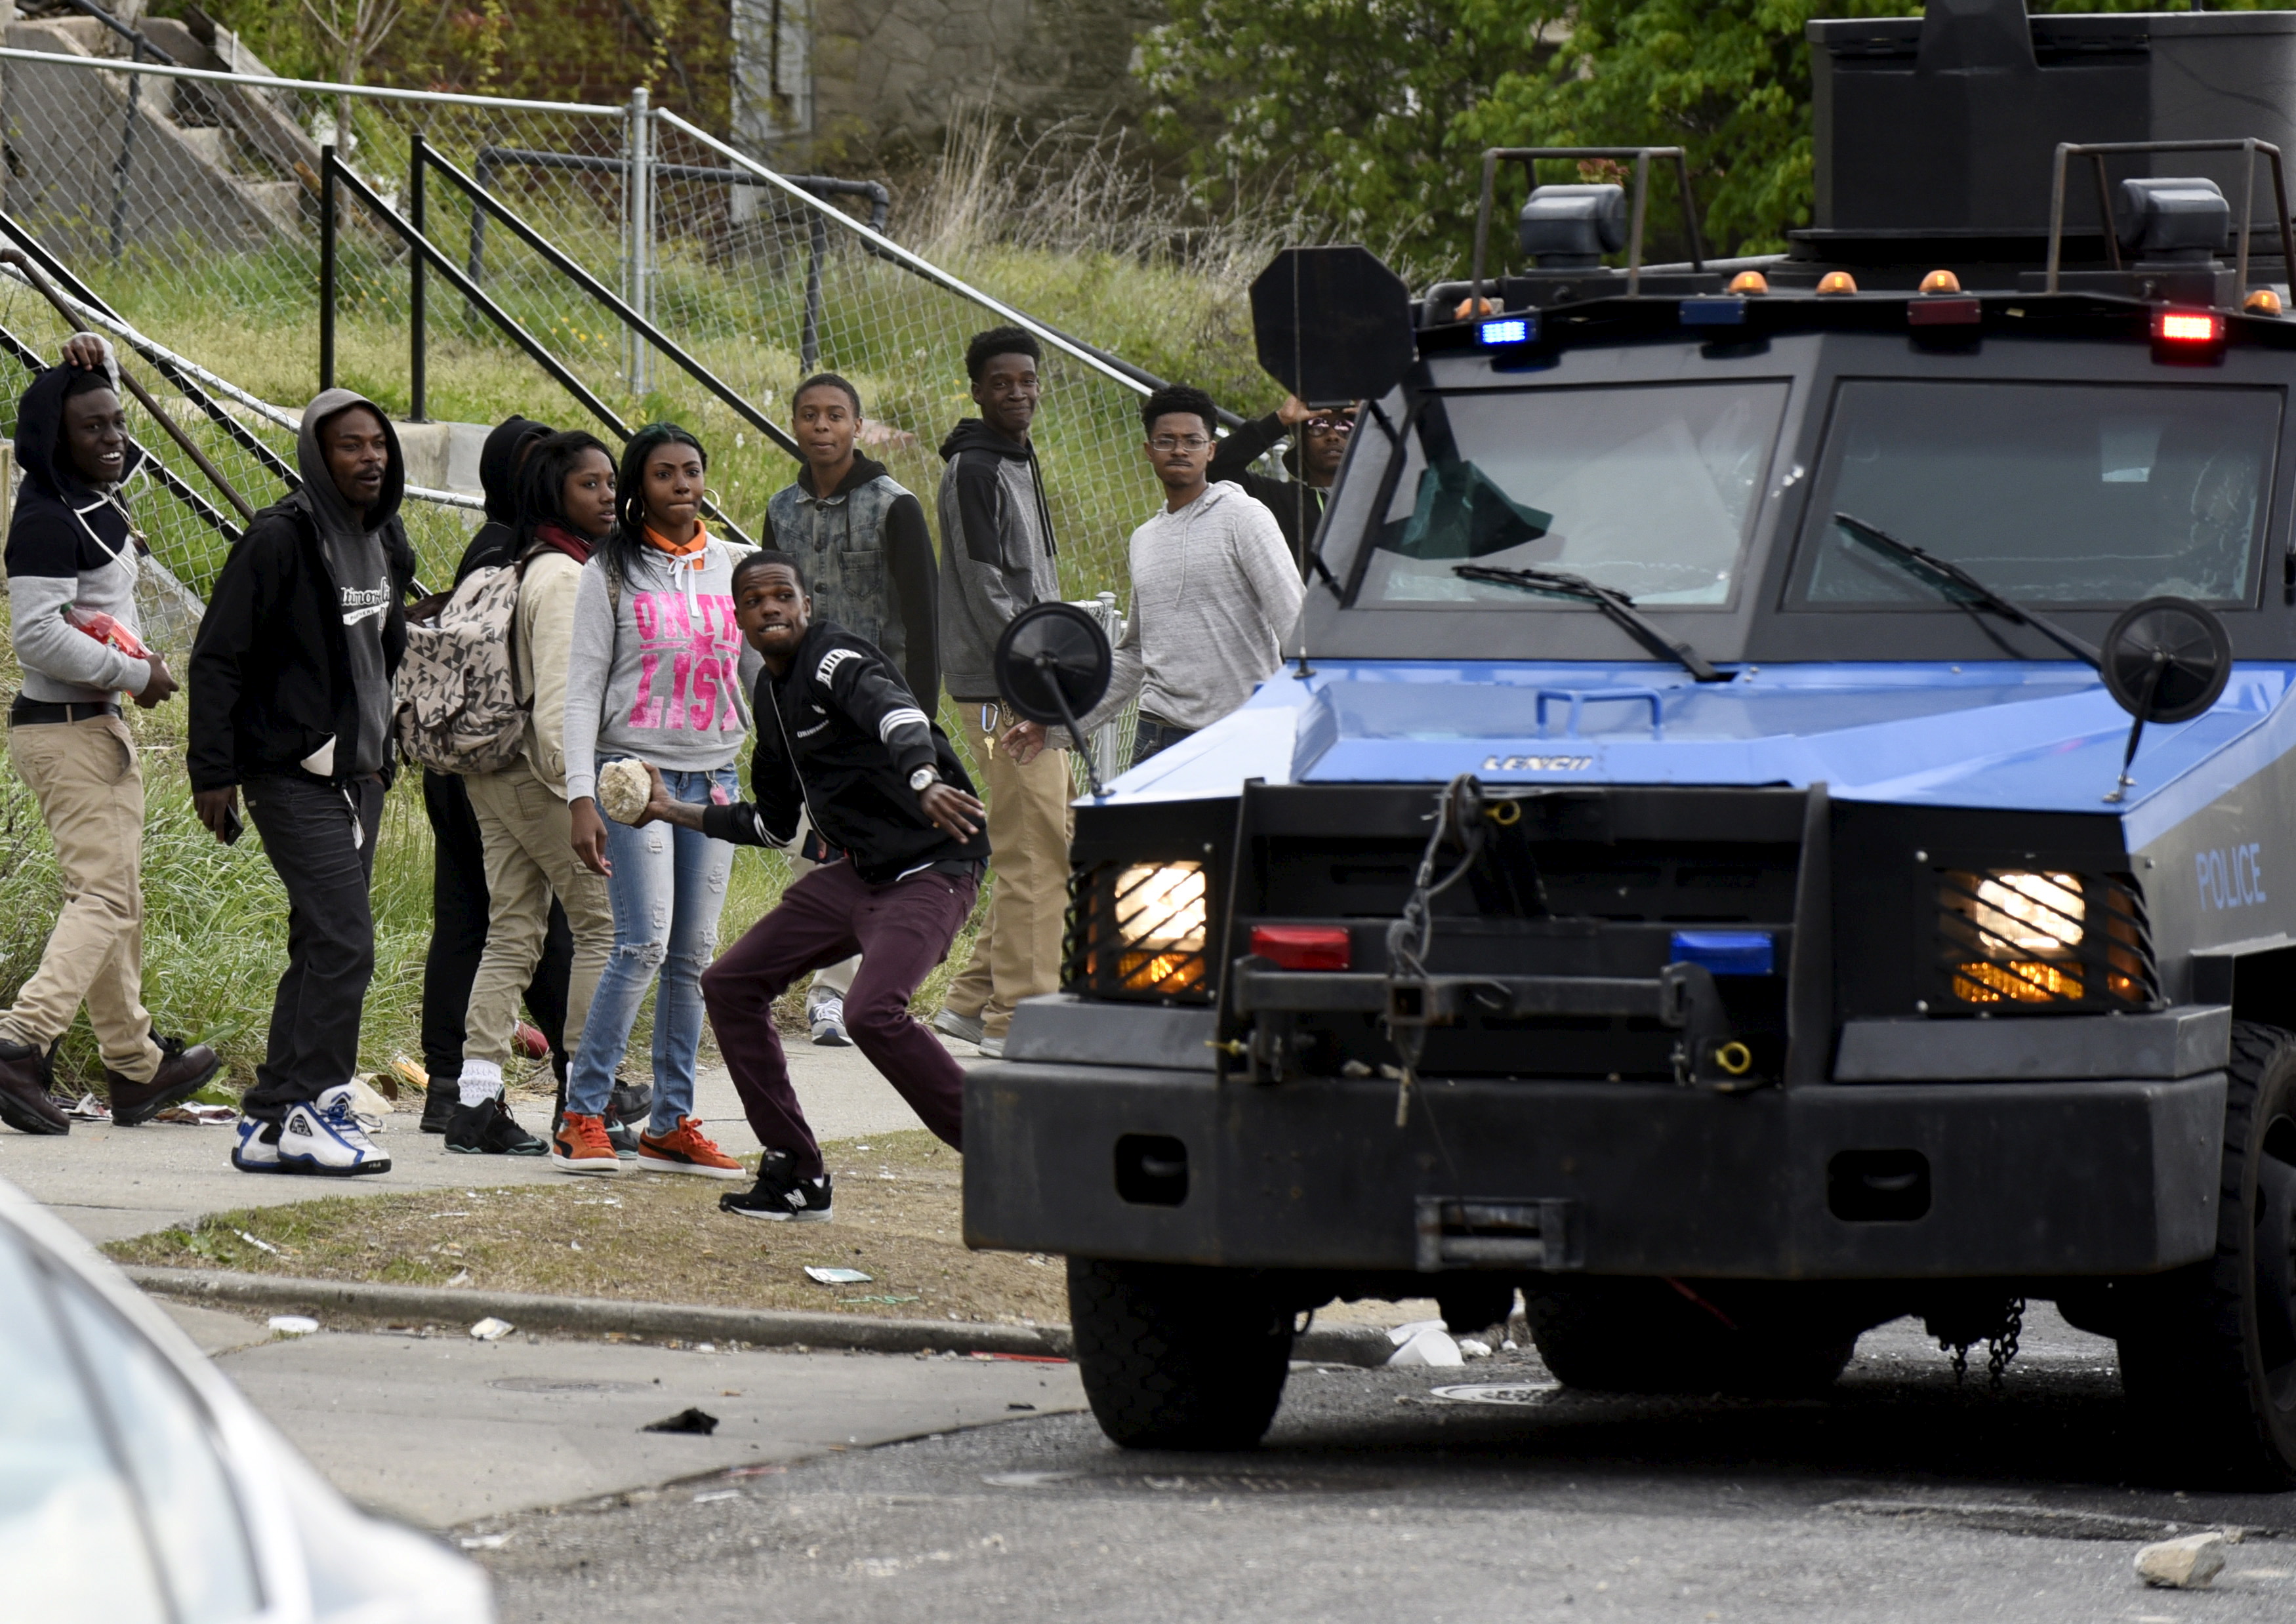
[419,1079,459,1134]
[445,1096,547,1156]
[720,1152,832,1221]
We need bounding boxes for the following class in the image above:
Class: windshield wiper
[1832,512,2101,670]
[1454,563,1729,682]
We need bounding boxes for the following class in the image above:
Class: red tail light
[1250,925,1351,971]
[2154,308,2223,344]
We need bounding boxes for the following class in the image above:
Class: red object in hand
[65,607,150,659]
[514,1022,550,1060]
[1250,924,1352,971]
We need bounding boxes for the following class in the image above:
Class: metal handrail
[0,43,623,116]
[655,108,1157,402]
[321,147,759,547]
[2044,138,2296,297]
[415,143,804,460]
[1469,147,1706,314]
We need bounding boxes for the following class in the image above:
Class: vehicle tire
[2117,1019,2296,1488]
[1435,1278,1519,1337]
[1524,1278,1855,1398]
[1067,1257,1294,1450]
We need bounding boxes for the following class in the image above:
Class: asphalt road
[468,1306,2296,1623]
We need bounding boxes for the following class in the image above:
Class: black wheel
[1067,1257,1293,1450]
[2118,1020,2296,1488]
[1435,1277,1519,1337]
[1525,1278,1855,1398]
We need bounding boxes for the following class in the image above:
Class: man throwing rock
[651,549,986,1222]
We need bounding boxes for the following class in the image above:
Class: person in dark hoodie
[0,335,219,1136]
[1203,394,1353,573]
[673,549,987,1221]
[760,372,937,1049]
[410,413,588,1139]
[188,388,415,1176]
[933,325,1069,1060]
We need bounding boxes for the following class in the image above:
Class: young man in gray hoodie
[189,390,415,1176]
[932,326,1071,1058]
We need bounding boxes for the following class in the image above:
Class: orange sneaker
[636,1116,745,1179]
[550,1111,623,1176]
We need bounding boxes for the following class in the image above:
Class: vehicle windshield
[1790,380,2280,609]
[1355,380,1788,609]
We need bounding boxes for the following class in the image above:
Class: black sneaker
[419,1079,459,1134]
[720,1153,832,1221]
[445,1096,547,1156]
[604,1116,642,1158]
[609,1080,653,1129]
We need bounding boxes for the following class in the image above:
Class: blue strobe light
[1669,930,1776,977]
[1478,315,1536,346]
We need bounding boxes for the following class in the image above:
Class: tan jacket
[515,550,583,796]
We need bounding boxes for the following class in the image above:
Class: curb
[123,1266,1398,1366]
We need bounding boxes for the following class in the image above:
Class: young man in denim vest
[759,373,937,1047]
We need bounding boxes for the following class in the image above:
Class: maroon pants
[701,859,977,1177]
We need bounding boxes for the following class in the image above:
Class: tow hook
[1660,962,1765,1092]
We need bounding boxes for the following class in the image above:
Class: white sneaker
[276,1084,392,1176]
[933,1007,984,1047]
[977,1034,1005,1059]
[808,997,853,1047]
[231,1116,283,1173]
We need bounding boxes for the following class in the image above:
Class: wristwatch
[909,766,939,793]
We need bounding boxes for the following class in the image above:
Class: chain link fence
[0,41,1178,624]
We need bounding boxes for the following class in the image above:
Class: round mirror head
[994,601,1113,727]
[2101,596,2232,724]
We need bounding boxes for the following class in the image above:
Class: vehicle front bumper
[962,1061,2226,1279]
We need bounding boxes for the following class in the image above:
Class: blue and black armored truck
[965,0,2296,1485]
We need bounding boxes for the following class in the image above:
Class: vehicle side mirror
[994,602,1114,794]
[2101,596,2231,723]
[2098,595,2231,803]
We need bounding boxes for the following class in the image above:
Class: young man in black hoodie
[760,373,937,1048]
[411,413,584,1137]
[0,337,219,1135]
[189,389,415,1176]
[660,550,987,1221]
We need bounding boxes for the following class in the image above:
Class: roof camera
[1517,184,1627,270]
[2116,177,2232,266]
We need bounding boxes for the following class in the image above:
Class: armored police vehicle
[968,0,2296,1486]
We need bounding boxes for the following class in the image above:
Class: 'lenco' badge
[1481,754,1593,773]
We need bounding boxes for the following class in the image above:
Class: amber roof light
[2245,288,2284,316]
[1727,270,1769,294]
[1919,269,1963,294]
[1816,271,1858,295]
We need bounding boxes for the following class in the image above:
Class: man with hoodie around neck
[414,413,580,1134]
[0,337,220,1136]
[933,326,1071,1059]
[762,372,939,1048]
[189,389,415,1176]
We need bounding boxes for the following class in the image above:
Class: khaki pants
[0,714,161,1082]
[945,702,1074,1037]
[463,759,615,1072]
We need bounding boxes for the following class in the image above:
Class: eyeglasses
[1149,434,1213,452]
[1303,416,1355,436]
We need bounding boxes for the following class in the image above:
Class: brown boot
[107,1034,222,1127]
[0,1037,69,1135]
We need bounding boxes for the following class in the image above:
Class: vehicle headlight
[1937,868,2153,1007]
[1110,863,1209,996]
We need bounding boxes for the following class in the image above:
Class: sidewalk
[155,1297,1084,1527]
[0,1038,979,1243]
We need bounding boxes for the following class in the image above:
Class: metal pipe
[630,85,651,397]
[419,146,802,458]
[0,247,256,521]
[319,143,336,392]
[409,130,427,422]
[106,44,144,262]
[802,207,825,370]
[0,43,623,116]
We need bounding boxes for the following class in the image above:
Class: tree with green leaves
[1141,1,2276,276]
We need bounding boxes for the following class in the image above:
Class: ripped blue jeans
[563,761,737,1129]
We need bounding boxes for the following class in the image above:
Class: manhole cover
[487,1377,647,1395]
[1428,1381,1561,1406]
